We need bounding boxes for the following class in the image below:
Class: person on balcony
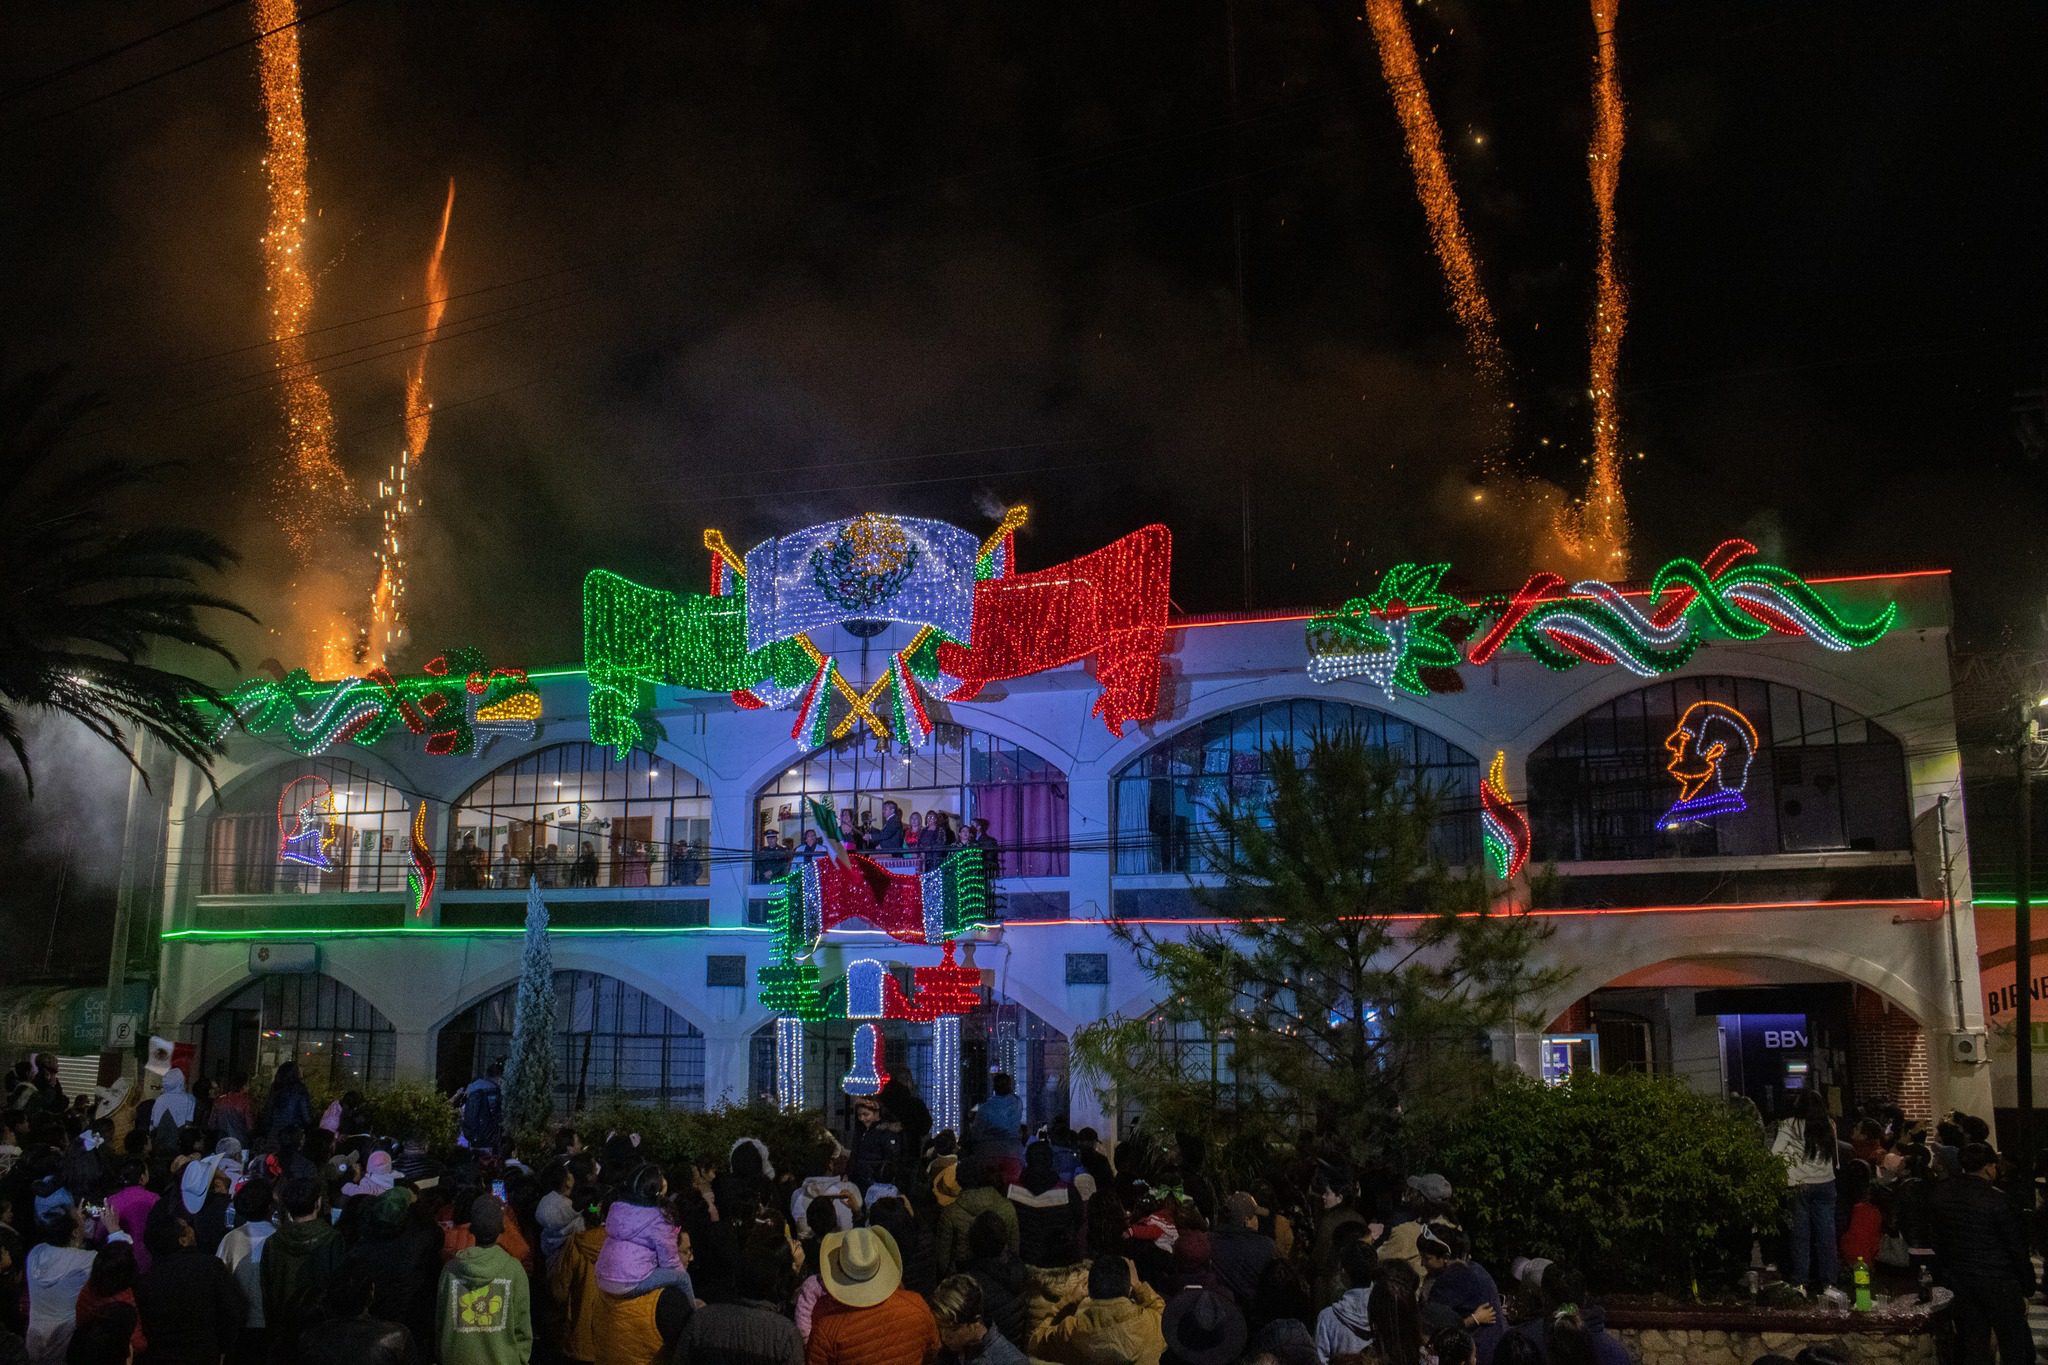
[872,802,907,854]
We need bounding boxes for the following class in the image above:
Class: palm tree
[0,367,255,794]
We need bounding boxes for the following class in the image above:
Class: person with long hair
[1366,1259,1425,1365]
[1770,1091,1840,1293]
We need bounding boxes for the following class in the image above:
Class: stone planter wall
[1607,1296,1946,1365]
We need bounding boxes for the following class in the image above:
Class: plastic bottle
[1852,1258,1873,1311]
[1917,1265,1934,1304]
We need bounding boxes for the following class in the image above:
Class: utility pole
[2019,716,2034,1178]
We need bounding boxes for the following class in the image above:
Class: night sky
[2,2,2045,978]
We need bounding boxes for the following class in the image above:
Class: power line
[0,0,244,104]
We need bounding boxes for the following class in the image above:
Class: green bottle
[1852,1258,1873,1312]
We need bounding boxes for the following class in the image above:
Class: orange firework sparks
[368,179,456,662]
[1361,0,1507,397]
[1555,0,1632,573]
[252,0,346,558]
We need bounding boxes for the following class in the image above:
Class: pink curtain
[979,782,1067,877]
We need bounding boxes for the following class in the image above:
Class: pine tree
[505,875,557,1137]
[1073,732,1568,1171]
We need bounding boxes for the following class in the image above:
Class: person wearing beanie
[931,1273,1026,1365]
[805,1225,939,1365]
[1035,1255,1166,1365]
[436,1195,533,1365]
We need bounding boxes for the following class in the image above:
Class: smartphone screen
[491,1180,507,1202]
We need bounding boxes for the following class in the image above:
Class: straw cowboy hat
[819,1226,903,1309]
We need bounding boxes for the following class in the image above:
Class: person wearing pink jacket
[593,1165,693,1299]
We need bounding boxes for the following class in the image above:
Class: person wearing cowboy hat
[1159,1286,1246,1365]
[805,1225,939,1365]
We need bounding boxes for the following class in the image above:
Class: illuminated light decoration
[930,1014,962,1135]
[194,649,541,758]
[1308,543,1898,687]
[1659,700,1759,829]
[842,1024,889,1096]
[1553,0,1633,574]
[406,801,436,918]
[277,775,338,869]
[1306,563,1469,698]
[585,511,1170,753]
[365,179,457,664]
[251,0,349,569]
[1360,0,1508,404]
[1479,752,1531,881]
[845,959,888,1019]
[774,1017,805,1111]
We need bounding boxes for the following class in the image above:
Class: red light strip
[995,897,1941,927]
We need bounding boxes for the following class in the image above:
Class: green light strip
[162,924,769,941]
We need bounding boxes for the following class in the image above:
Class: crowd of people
[0,1046,2031,1365]
[446,833,710,892]
[756,803,1002,884]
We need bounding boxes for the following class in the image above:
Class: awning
[0,983,151,1058]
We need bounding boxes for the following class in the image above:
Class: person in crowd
[870,1196,939,1299]
[437,1196,533,1365]
[259,1177,343,1365]
[879,1076,933,1190]
[1378,1173,1455,1279]
[1366,1260,1425,1365]
[805,1225,938,1365]
[968,1076,1023,1181]
[347,1187,440,1348]
[262,1064,313,1140]
[1509,1264,1628,1365]
[957,1212,1027,1351]
[210,1077,254,1150]
[937,1159,1019,1277]
[793,1198,842,1339]
[148,1070,196,1152]
[931,1273,1026,1365]
[298,1260,417,1365]
[1208,1191,1276,1309]
[1072,1129,1113,1201]
[136,1199,245,1365]
[673,1238,806,1365]
[495,845,518,890]
[534,1160,585,1260]
[849,1095,905,1193]
[535,843,561,888]
[671,838,703,886]
[970,819,1001,879]
[758,831,792,881]
[1770,1090,1840,1294]
[1159,1286,1245,1365]
[1433,1325,1480,1365]
[1007,1141,1083,1268]
[60,1307,135,1365]
[31,1057,65,1117]
[101,1162,158,1276]
[573,841,600,887]
[918,812,956,870]
[28,1203,121,1360]
[1837,1159,1883,1271]
[791,1147,861,1234]
[547,1190,609,1365]
[835,808,865,856]
[873,802,908,854]
[1036,1254,1167,1365]
[74,1242,145,1361]
[1314,1238,1376,1363]
[718,1138,777,1221]
[461,1062,506,1154]
[783,829,824,869]
[1417,1225,1500,1363]
[216,1179,273,1365]
[443,1187,536,1274]
[595,1165,690,1298]
[179,1151,234,1255]
[1243,1260,1316,1362]
[1930,1140,2035,1364]
[1307,1161,1368,1307]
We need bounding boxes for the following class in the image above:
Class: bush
[573,1098,835,1179]
[365,1081,459,1155]
[1425,1071,1785,1296]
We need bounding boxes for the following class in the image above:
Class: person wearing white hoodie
[148,1068,197,1149]
[791,1145,862,1233]
[27,1203,130,1361]
[216,1179,276,1365]
[1313,1240,1375,1365]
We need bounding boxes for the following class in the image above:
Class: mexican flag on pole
[808,798,854,869]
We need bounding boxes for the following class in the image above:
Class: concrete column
[1064,773,1115,922]
[391,1029,436,1085]
[709,780,757,928]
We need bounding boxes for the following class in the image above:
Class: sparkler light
[369,179,457,661]
[252,0,347,558]
[1554,0,1633,573]
[1361,0,1507,397]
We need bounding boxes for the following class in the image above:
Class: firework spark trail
[1361,0,1508,403]
[1556,0,1633,572]
[252,0,346,558]
[368,179,456,662]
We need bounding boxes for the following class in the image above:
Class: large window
[1527,676,1912,861]
[437,971,706,1110]
[1113,699,1481,874]
[204,759,413,895]
[754,725,1068,880]
[196,974,396,1092]
[449,743,710,890]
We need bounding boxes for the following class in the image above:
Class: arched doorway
[437,971,707,1110]
[195,974,397,1091]
[1540,955,1928,1122]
